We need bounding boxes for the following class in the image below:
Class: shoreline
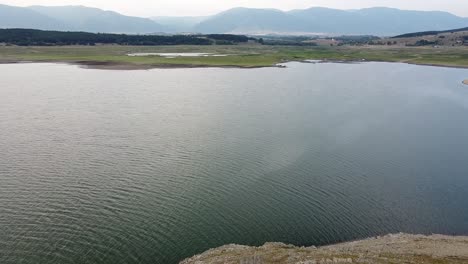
[1,58,468,70]
[309,58,468,70]
[405,62,468,70]
[1,45,467,70]
[0,59,279,70]
[74,60,279,70]
[180,233,468,264]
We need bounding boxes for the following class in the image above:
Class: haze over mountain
[0,4,67,30]
[150,16,208,32]
[194,7,468,35]
[0,4,467,35]
[0,4,164,33]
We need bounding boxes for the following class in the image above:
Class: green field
[1,45,467,69]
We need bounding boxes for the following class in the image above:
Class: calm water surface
[0,62,467,263]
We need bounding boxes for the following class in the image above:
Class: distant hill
[392,27,468,38]
[0,5,164,34]
[0,4,67,30]
[193,8,307,34]
[28,6,165,34]
[385,27,468,47]
[194,7,468,35]
[150,16,208,32]
[0,4,467,35]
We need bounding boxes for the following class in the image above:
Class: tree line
[0,29,251,46]
[392,27,468,38]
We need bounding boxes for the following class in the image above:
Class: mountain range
[194,7,468,35]
[0,4,165,33]
[1,4,467,35]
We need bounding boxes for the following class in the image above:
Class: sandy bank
[180,233,468,264]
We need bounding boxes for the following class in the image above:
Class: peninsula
[180,233,468,264]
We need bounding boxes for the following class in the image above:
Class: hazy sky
[2,0,468,17]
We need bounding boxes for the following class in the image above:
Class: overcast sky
[3,0,468,17]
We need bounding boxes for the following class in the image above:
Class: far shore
[0,59,278,70]
[2,58,468,71]
[1,45,468,70]
[75,60,276,70]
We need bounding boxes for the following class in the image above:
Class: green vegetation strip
[1,45,467,68]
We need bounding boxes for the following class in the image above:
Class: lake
[0,62,467,264]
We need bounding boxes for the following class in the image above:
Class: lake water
[0,62,467,264]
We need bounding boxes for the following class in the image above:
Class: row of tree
[0,29,252,46]
[392,27,468,38]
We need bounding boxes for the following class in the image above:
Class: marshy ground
[1,45,467,69]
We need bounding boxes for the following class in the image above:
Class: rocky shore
[180,233,468,264]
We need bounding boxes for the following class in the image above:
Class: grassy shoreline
[1,45,467,69]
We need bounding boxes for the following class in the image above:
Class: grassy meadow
[0,44,467,68]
